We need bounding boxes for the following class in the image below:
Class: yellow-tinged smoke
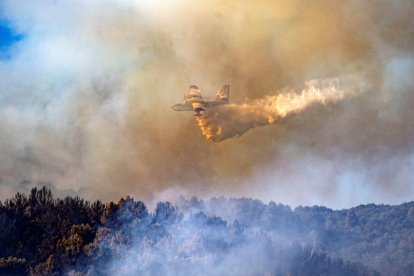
[197,77,363,142]
[1,0,414,207]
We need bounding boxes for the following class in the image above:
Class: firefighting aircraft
[171,84,230,116]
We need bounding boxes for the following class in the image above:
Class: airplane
[171,84,230,116]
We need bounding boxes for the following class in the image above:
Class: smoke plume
[0,0,414,208]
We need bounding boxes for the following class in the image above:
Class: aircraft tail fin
[216,84,230,102]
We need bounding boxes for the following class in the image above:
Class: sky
[0,0,414,209]
[0,20,23,59]
[0,21,14,46]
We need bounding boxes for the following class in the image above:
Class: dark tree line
[0,187,411,275]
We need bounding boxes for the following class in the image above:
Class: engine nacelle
[192,102,205,116]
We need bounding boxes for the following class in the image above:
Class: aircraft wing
[171,102,193,111]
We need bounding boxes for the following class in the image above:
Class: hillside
[1,187,413,275]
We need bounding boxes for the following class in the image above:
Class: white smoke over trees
[4,188,399,275]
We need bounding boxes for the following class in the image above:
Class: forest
[0,187,413,275]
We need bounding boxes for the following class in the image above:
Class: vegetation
[0,187,412,275]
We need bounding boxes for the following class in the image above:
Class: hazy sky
[0,0,413,209]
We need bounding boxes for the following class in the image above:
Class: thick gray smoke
[0,0,414,208]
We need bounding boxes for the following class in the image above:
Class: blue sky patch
[0,20,24,59]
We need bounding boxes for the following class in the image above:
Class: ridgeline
[1,187,413,275]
